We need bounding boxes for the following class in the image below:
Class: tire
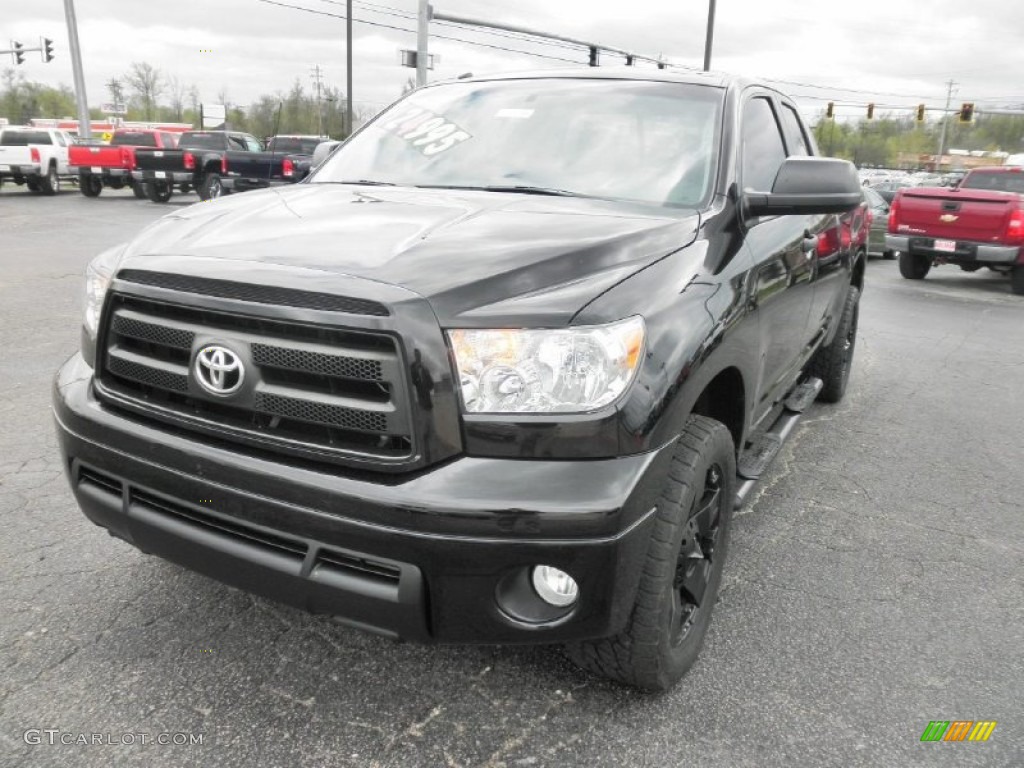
[131,181,147,199]
[26,178,40,193]
[899,251,931,279]
[79,173,102,197]
[199,173,223,201]
[145,181,173,203]
[1012,267,1024,296]
[960,264,981,272]
[883,250,896,260]
[806,285,860,404]
[38,163,60,196]
[566,416,735,691]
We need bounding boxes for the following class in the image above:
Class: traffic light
[959,102,975,123]
[826,101,835,119]
[866,103,875,120]
[43,37,54,63]
[916,104,926,122]
[13,41,24,66]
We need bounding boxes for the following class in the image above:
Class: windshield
[112,132,157,147]
[960,171,1024,194]
[181,133,227,150]
[314,78,723,207]
[269,137,321,154]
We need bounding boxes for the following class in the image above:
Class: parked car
[0,126,77,195]
[887,166,1024,294]
[132,130,306,203]
[55,69,863,691]
[871,179,914,203]
[69,129,181,198]
[862,186,895,258]
[265,134,331,180]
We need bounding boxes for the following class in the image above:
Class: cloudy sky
[5,0,1023,123]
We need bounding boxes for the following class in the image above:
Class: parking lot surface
[2,186,1022,767]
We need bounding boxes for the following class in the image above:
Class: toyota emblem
[194,345,244,395]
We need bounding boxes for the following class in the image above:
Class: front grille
[97,293,414,467]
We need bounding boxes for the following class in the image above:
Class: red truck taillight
[887,198,901,234]
[121,148,134,168]
[282,158,294,178]
[30,147,40,163]
[220,155,228,174]
[183,152,195,170]
[1007,208,1024,244]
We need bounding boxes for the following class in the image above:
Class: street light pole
[63,0,91,138]
[416,0,430,87]
[346,0,353,136]
[703,0,716,72]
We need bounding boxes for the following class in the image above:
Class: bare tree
[124,62,164,121]
[167,75,186,122]
[106,78,124,105]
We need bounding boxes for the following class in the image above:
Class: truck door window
[243,136,263,152]
[778,105,811,156]
[227,135,248,151]
[54,132,67,147]
[741,97,787,192]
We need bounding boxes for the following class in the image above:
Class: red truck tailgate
[69,145,134,170]
[895,186,1018,243]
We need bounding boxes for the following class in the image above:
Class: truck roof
[439,67,774,95]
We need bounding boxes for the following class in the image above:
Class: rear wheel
[199,173,223,200]
[807,285,860,404]
[79,173,102,197]
[883,250,896,260]
[38,163,60,196]
[1012,267,1024,296]
[26,178,41,193]
[145,181,173,203]
[566,416,735,691]
[899,251,931,280]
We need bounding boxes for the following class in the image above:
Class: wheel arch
[688,366,746,453]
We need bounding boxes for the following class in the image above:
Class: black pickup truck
[132,130,301,203]
[56,70,863,691]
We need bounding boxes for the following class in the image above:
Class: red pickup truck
[69,129,180,198]
[886,166,1024,295]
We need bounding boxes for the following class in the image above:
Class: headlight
[83,245,125,340]
[447,317,645,414]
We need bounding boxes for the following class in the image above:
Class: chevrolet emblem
[940,214,958,223]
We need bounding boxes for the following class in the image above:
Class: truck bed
[894,186,1019,244]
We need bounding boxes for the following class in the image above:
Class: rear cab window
[112,132,158,148]
[1,131,52,146]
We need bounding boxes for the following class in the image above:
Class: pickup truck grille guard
[94,278,421,471]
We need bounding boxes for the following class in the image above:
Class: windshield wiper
[415,184,581,197]
[329,179,398,187]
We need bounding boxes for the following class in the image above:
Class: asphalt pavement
[1,184,1022,768]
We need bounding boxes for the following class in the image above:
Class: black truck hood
[121,184,699,326]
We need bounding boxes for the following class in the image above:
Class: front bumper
[886,234,1022,263]
[54,353,666,644]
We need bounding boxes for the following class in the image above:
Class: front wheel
[145,181,173,203]
[566,416,735,691]
[26,178,41,193]
[131,181,147,199]
[899,251,931,279]
[79,173,102,197]
[806,285,860,404]
[199,173,223,200]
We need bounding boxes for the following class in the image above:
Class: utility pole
[63,0,91,138]
[703,0,716,71]
[346,0,353,137]
[936,79,956,171]
[416,0,430,87]
[311,64,324,137]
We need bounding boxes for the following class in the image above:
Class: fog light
[531,566,579,607]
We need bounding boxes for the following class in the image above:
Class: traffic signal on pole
[826,101,835,119]
[13,41,24,65]
[866,103,875,120]
[959,103,975,123]
[43,38,54,63]
[916,104,926,122]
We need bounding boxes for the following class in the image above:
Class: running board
[734,377,822,509]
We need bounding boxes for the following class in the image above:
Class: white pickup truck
[0,126,76,195]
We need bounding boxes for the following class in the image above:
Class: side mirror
[745,157,863,217]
